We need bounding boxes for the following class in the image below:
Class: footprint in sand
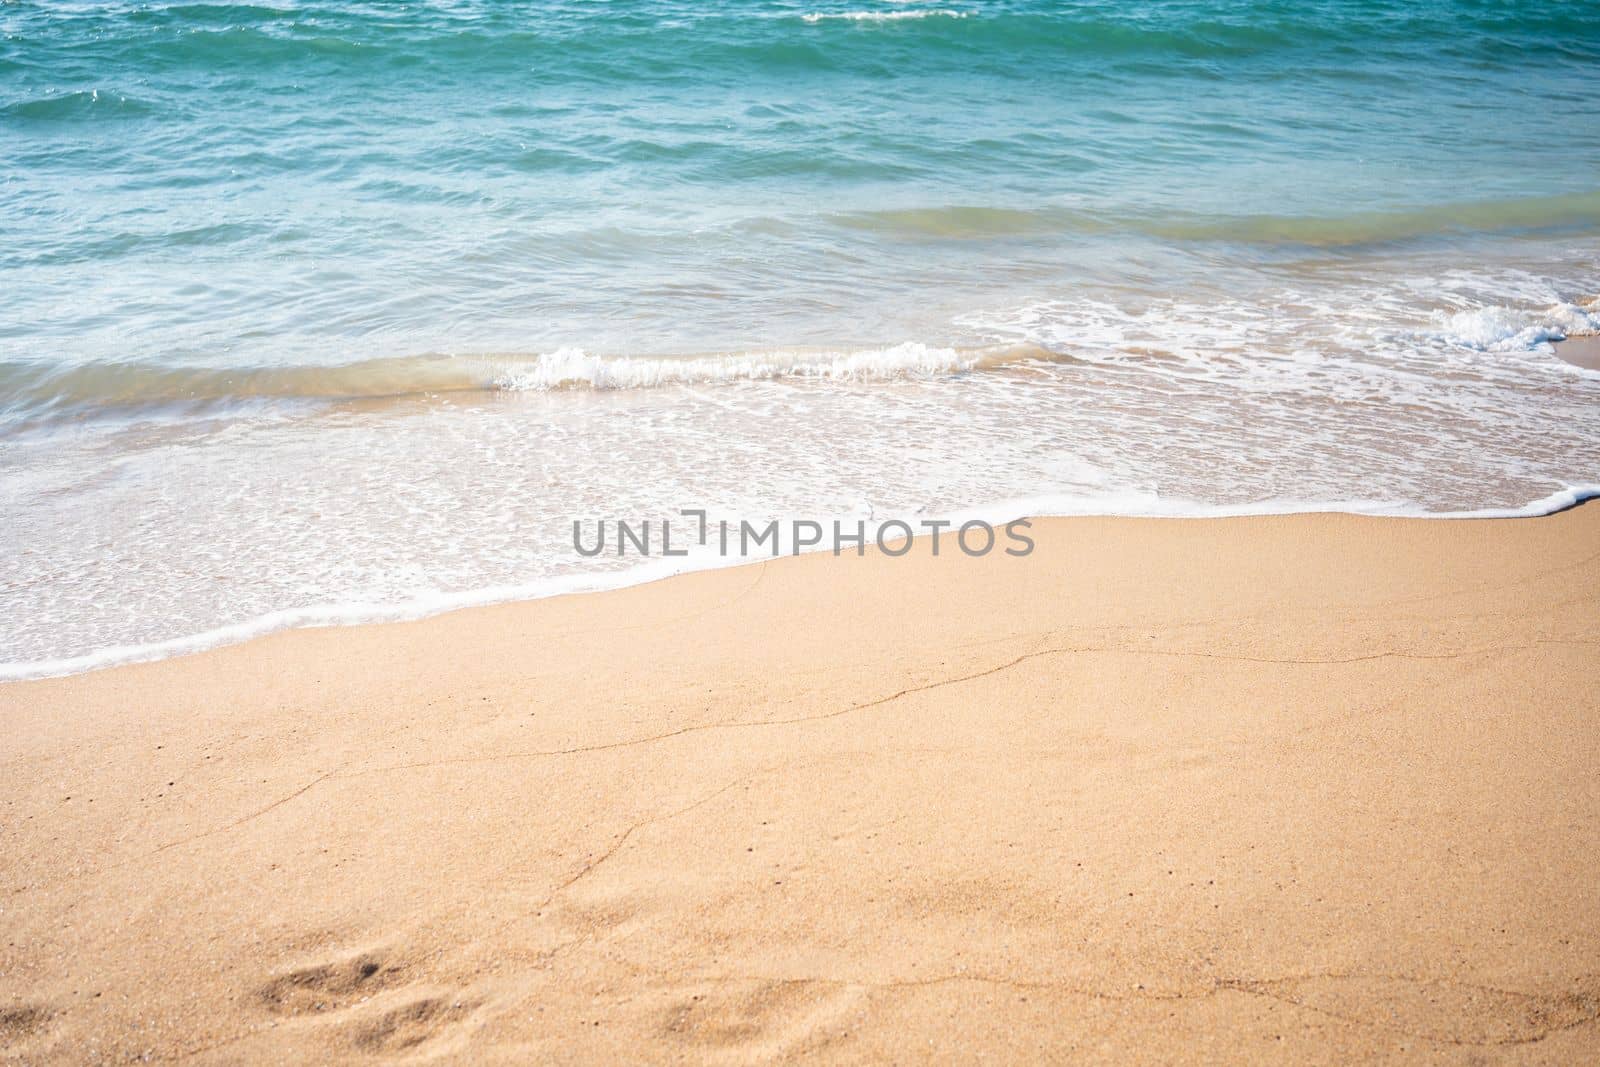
[257,951,407,1016]
[0,1004,53,1050]
[349,995,481,1054]
[660,979,864,1060]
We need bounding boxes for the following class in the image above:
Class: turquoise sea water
[3,0,1599,671]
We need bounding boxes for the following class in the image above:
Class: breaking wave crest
[5,289,1597,432]
[1420,301,1600,353]
[489,342,989,390]
[0,342,1034,427]
[6,291,1599,431]
[800,9,969,24]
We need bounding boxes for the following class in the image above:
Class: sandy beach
[2,508,1598,1062]
[7,1,1600,1062]
[1557,333,1600,371]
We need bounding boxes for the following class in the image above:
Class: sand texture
[1556,333,1600,371]
[2,509,1599,1063]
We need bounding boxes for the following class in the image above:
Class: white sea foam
[3,484,1595,683]
[801,9,968,24]
[489,342,977,391]
[1423,301,1600,353]
[5,270,1598,681]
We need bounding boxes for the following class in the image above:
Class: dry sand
[3,508,1599,1063]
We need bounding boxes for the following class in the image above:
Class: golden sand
[3,508,1598,1062]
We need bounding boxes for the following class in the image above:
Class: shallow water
[3,0,1599,672]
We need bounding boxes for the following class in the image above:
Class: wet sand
[1556,332,1600,371]
[2,508,1599,1063]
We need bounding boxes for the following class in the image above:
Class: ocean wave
[0,343,1034,427]
[1143,191,1600,247]
[1421,299,1600,354]
[800,9,969,24]
[953,288,1600,414]
[832,192,1600,246]
[2,89,153,122]
[831,204,1100,239]
[10,0,1597,90]
[490,343,984,390]
[5,289,1597,430]
[0,355,487,425]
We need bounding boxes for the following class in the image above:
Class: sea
[3,0,1599,675]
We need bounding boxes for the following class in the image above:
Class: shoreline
[3,508,1598,1061]
[5,484,1598,684]
[1556,332,1600,371]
